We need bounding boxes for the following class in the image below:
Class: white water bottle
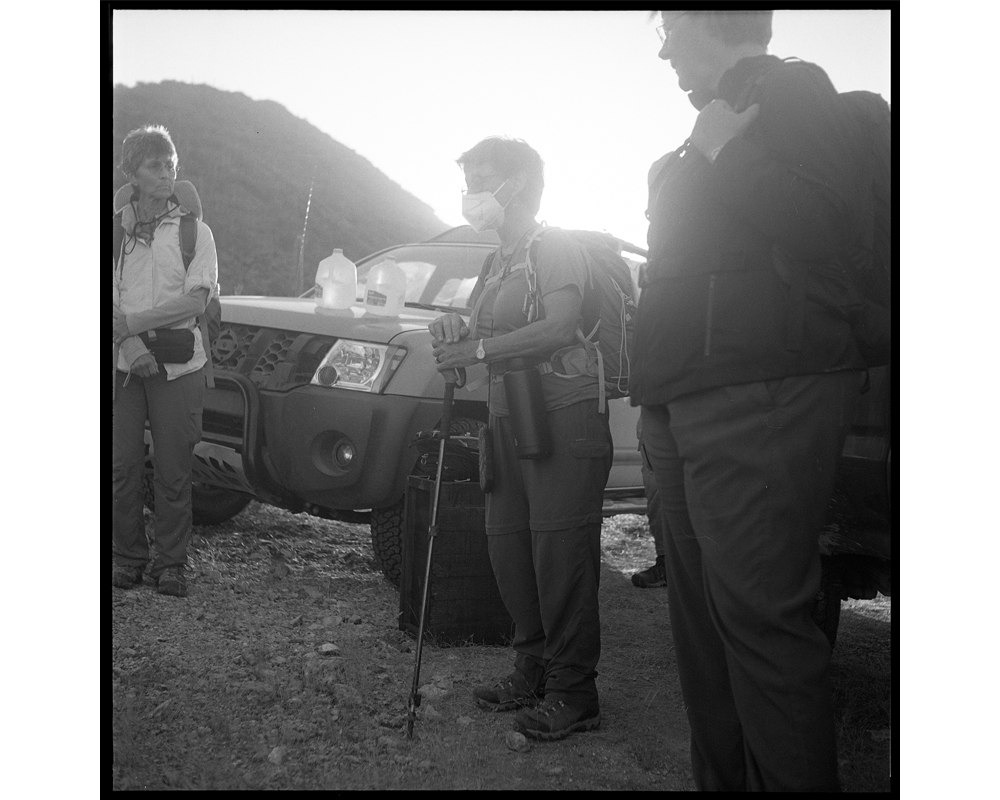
[316,249,357,309]
[364,257,406,316]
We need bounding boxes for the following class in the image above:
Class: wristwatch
[475,339,487,362]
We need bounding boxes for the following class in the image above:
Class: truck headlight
[310,340,406,393]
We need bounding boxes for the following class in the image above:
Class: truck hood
[221,296,448,344]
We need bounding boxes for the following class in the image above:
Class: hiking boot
[515,699,601,741]
[155,566,187,598]
[631,554,667,588]
[112,563,145,589]
[473,672,543,712]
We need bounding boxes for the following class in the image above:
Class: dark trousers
[640,371,863,792]
[485,399,612,710]
[112,368,204,579]
[640,446,667,557]
[487,523,603,710]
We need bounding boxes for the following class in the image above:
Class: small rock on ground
[333,683,363,707]
[418,684,447,701]
[378,735,406,749]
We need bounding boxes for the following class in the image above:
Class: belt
[488,356,544,377]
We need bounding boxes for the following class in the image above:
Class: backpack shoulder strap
[468,250,497,311]
[176,212,217,387]
[522,225,554,325]
[113,211,125,274]
[732,56,807,112]
[179,214,198,271]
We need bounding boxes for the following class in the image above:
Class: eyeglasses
[656,12,691,44]
[463,174,504,195]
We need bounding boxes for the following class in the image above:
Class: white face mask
[461,179,510,232]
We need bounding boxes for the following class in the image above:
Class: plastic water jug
[316,249,357,310]
[364,257,406,316]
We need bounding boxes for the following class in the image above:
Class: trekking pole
[406,368,461,739]
[615,239,648,258]
[113,342,120,401]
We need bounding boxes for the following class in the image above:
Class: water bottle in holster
[503,358,552,459]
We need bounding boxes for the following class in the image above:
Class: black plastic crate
[399,477,514,645]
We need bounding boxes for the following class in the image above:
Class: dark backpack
[838,89,892,366]
[739,60,892,366]
[113,185,221,386]
[523,227,638,413]
[467,226,639,412]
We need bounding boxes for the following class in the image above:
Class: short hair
[120,124,178,178]
[457,136,545,217]
[660,10,773,48]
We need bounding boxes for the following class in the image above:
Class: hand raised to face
[691,100,760,162]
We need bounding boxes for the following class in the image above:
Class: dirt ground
[111,501,892,791]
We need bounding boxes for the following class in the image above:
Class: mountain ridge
[112,81,449,296]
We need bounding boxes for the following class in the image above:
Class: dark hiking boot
[156,566,188,598]
[631,554,667,588]
[112,563,145,589]
[473,672,543,712]
[515,699,601,741]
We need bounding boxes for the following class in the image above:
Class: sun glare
[112,9,891,249]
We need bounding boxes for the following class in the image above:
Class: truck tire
[191,486,253,526]
[812,556,843,649]
[370,500,406,587]
[142,475,252,526]
[370,417,484,587]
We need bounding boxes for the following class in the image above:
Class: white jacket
[112,203,219,380]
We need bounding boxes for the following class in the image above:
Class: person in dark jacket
[633,11,868,791]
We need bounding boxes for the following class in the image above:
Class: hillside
[112,82,449,296]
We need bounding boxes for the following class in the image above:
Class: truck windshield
[357,245,493,311]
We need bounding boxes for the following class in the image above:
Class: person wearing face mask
[632,11,879,792]
[428,137,612,742]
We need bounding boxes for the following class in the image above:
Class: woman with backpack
[429,136,612,742]
[111,125,219,598]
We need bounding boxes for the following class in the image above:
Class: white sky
[111,9,891,250]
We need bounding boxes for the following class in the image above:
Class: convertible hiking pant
[112,368,204,579]
[485,399,612,710]
[641,447,667,557]
[640,370,863,792]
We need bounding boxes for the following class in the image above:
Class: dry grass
[111,504,892,791]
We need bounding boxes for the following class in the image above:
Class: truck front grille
[209,323,334,391]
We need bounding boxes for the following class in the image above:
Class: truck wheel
[191,486,253,526]
[142,475,252,526]
[370,417,485,587]
[371,500,406,587]
[812,556,843,649]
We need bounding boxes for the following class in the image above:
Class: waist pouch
[138,328,196,365]
[489,355,543,377]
